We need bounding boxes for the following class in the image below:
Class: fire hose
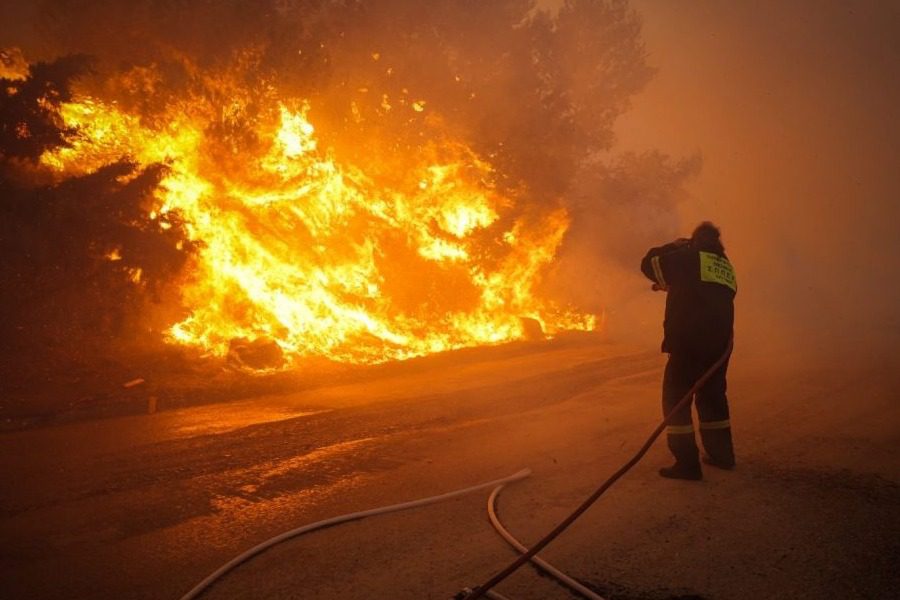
[486,485,605,600]
[178,338,732,600]
[460,337,734,599]
[178,469,533,600]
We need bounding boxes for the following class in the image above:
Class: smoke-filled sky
[613,0,900,361]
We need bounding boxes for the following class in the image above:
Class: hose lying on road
[459,588,514,600]
[181,339,731,600]
[487,484,605,600]
[461,337,734,600]
[178,468,532,600]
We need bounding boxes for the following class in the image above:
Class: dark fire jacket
[640,239,736,354]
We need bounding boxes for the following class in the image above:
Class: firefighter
[640,221,736,480]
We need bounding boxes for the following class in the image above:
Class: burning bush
[1,1,693,384]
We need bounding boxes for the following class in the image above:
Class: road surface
[1,338,898,599]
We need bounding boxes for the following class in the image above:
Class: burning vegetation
[34,61,600,365]
[1,1,692,399]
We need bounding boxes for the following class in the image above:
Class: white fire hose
[487,484,604,600]
[179,468,535,600]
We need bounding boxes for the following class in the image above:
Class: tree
[0,57,195,367]
[0,54,90,160]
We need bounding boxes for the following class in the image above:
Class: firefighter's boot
[662,429,702,480]
[699,424,735,469]
[658,463,703,480]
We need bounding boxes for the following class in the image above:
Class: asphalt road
[1,339,898,599]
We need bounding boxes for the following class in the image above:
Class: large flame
[39,82,596,365]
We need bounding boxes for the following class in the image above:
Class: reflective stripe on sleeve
[666,424,694,435]
[650,256,667,287]
[699,419,731,430]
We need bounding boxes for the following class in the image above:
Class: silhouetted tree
[0,56,195,368]
[0,54,91,159]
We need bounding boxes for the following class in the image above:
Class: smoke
[605,0,900,366]
[546,150,700,341]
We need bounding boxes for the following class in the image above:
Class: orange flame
[40,88,596,365]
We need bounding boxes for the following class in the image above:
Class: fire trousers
[662,348,735,468]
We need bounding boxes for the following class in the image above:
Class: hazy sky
[615,0,900,359]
